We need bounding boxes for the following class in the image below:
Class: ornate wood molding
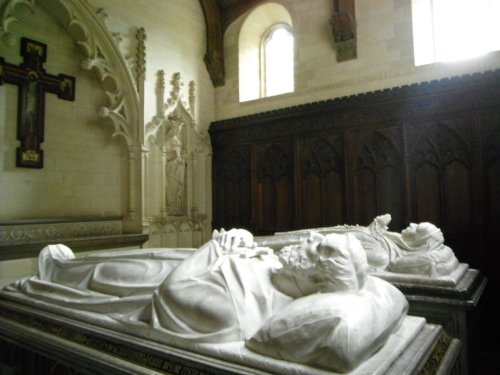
[210,70,500,146]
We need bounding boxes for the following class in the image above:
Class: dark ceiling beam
[221,0,266,32]
[330,0,357,62]
[199,0,225,87]
[199,0,265,87]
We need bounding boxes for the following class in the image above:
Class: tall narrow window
[262,25,294,97]
[412,0,500,66]
[238,3,293,102]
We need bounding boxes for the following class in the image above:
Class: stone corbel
[330,0,357,62]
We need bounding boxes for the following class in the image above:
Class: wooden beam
[330,0,357,62]
[199,0,225,87]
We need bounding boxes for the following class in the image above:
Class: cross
[0,37,75,168]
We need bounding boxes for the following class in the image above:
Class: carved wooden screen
[482,114,500,232]
[210,70,500,259]
[297,133,344,229]
[212,146,252,230]
[349,127,404,229]
[210,70,500,349]
[255,141,294,234]
[410,120,473,231]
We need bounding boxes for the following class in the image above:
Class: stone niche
[144,72,211,249]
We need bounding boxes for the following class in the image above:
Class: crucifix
[0,37,75,168]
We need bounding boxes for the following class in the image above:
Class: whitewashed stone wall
[0,3,121,220]
[0,0,215,284]
[216,0,500,120]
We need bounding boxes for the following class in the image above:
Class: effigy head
[278,232,368,294]
[401,222,444,251]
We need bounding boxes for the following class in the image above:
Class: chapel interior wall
[216,0,500,120]
[0,0,215,283]
[0,4,123,221]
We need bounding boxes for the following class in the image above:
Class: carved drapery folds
[330,0,357,62]
[164,115,187,216]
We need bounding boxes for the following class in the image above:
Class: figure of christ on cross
[0,37,75,168]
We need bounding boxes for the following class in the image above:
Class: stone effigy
[257,214,466,286]
[2,228,408,373]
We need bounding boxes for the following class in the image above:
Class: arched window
[261,24,294,97]
[239,3,294,102]
[412,0,500,66]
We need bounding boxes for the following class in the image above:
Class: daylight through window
[262,25,294,97]
[412,0,500,66]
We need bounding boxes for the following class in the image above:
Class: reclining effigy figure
[262,214,461,279]
[3,228,408,373]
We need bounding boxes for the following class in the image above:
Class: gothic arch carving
[1,0,144,221]
[352,130,403,228]
[142,71,210,245]
[413,123,470,169]
[258,143,292,182]
[299,135,345,228]
[355,131,400,172]
[411,123,472,230]
[220,148,249,184]
[302,137,343,177]
[1,0,141,145]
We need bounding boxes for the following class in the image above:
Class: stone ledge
[0,234,149,261]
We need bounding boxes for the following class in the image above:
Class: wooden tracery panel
[209,70,500,349]
[255,141,294,234]
[213,146,251,230]
[410,120,472,233]
[482,114,500,232]
[350,128,404,229]
[298,134,345,228]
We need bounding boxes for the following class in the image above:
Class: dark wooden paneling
[254,141,294,234]
[297,133,345,228]
[210,70,500,348]
[212,146,252,230]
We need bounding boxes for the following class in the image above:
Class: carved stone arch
[1,0,143,222]
[145,72,205,147]
[1,0,141,144]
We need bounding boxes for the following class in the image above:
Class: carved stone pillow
[246,276,408,372]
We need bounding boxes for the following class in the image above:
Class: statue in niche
[165,115,186,215]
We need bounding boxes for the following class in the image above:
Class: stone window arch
[238,3,294,102]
